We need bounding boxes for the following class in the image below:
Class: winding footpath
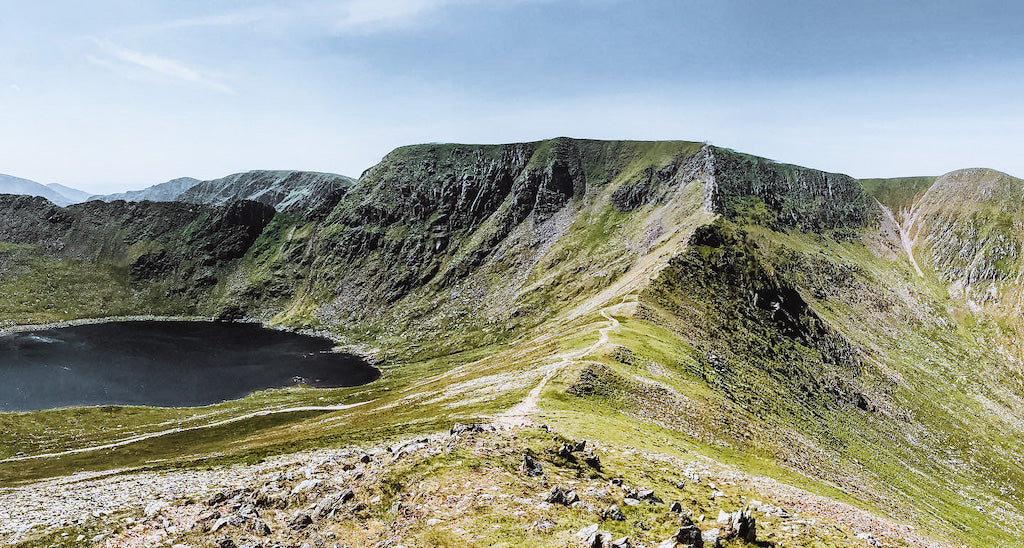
[491,303,621,428]
[0,402,370,464]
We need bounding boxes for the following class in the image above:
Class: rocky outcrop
[708,147,874,234]
[901,169,1024,312]
[0,195,74,252]
[0,194,274,301]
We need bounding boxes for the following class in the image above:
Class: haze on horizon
[2,0,1023,195]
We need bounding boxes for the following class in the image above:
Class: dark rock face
[0,195,74,252]
[0,194,274,304]
[316,142,539,304]
[610,163,680,212]
[708,147,874,234]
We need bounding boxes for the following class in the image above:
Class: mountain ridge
[1,137,1023,547]
[0,173,80,207]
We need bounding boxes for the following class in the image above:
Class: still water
[0,321,379,411]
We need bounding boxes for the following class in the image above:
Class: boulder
[522,453,544,477]
[144,500,167,518]
[450,423,486,436]
[722,507,756,542]
[289,512,313,531]
[674,515,703,547]
[604,505,625,521]
[533,519,557,534]
[545,486,579,505]
[251,518,272,536]
[703,528,720,548]
[674,528,703,547]
[575,523,599,539]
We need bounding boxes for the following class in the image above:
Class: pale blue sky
[1,0,1022,193]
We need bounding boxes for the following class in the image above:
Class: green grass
[858,176,936,212]
[0,245,188,325]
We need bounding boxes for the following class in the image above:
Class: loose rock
[289,512,313,531]
[604,505,625,521]
[546,486,579,505]
[533,519,557,534]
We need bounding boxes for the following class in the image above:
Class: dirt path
[0,402,370,464]
[491,304,621,428]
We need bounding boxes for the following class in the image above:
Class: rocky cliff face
[0,194,274,310]
[708,147,875,234]
[222,139,713,339]
[904,169,1024,312]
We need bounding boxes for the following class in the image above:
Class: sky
[1,0,1023,194]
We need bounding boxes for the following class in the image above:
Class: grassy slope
[859,176,937,212]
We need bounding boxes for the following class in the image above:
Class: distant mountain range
[0,174,87,206]
[88,177,201,203]
[0,170,355,211]
[176,170,355,211]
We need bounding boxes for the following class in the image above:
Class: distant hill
[87,171,355,212]
[177,170,355,211]
[88,177,201,203]
[0,173,80,206]
[46,183,92,204]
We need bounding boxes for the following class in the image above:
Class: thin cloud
[333,0,457,33]
[148,1,560,36]
[88,40,233,94]
[150,7,275,31]
[329,0,564,34]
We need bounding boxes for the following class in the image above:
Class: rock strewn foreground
[1,426,947,548]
